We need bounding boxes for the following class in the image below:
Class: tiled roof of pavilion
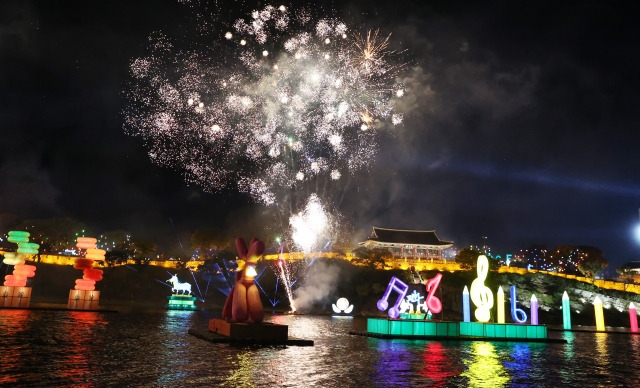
[364,226,453,247]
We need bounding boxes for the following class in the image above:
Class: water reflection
[419,342,460,386]
[593,333,611,377]
[1,312,639,387]
[0,310,32,385]
[372,340,412,387]
[226,352,258,387]
[503,343,530,384]
[461,342,510,387]
[155,310,197,386]
[57,311,107,387]
[630,335,640,368]
[558,331,576,384]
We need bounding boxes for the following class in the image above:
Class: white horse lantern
[167,274,192,295]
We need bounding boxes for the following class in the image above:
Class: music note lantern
[510,286,527,324]
[470,255,493,322]
[425,273,443,314]
[377,276,409,319]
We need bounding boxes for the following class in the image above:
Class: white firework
[123,3,407,214]
[289,194,334,253]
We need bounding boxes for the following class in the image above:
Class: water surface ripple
[0,309,638,387]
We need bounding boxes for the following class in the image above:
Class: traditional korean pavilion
[359,226,454,261]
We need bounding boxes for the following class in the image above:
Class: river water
[0,308,638,387]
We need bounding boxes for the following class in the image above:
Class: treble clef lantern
[470,255,494,322]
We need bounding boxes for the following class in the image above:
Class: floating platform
[189,328,313,346]
[68,290,100,310]
[548,327,640,335]
[190,318,314,346]
[209,318,288,340]
[351,318,566,343]
[166,294,198,310]
[1,286,32,308]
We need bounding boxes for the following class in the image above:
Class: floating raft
[166,294,198,310]
[351,318,566,343]
[188,328,314,346]
[548,327,640,335]
[188,318,314,346]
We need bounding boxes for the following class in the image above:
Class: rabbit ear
[247,238,265,260]
[235,237,248,258]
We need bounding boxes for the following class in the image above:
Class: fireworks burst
[123,3,407,218]
[289,194,335,253]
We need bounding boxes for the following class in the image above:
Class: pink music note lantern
[425,273,443,314]
[377,276,409,318]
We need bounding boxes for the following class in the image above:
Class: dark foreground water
[1,309,639,387]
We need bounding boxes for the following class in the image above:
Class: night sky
[1,0,639,267]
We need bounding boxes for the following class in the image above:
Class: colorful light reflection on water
[461,342,510,387]
[1,311,640,387]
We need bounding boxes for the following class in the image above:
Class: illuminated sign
[470,255,493,322]
[493,254,513,266]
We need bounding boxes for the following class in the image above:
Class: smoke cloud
[292,260,341,311]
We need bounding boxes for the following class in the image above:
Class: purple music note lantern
[377,276,409,318]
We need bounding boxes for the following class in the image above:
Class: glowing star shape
[167,274,193,295]
[470,255,493,322]
[332,297,354,314]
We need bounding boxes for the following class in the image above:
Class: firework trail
[277,243,296,311]
[123,2,407,234]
